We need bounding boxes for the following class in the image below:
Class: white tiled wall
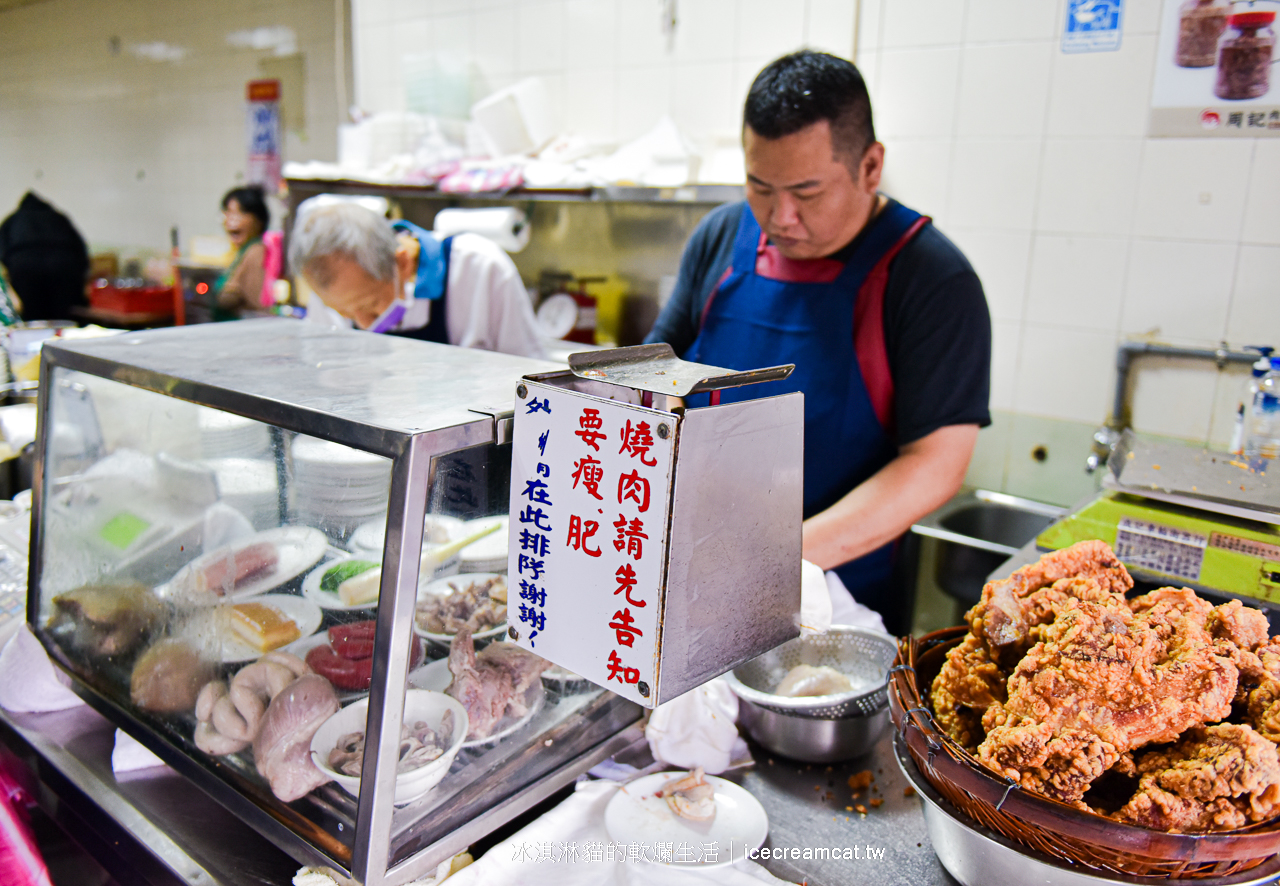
[0,0,340,257]
[351,0,856,152]
[857,0,1280,501]
[347,0,1276,502]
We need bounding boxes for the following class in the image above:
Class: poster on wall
[1150,0,1279,137]
[246,79,282,187]
[1063,0,1125,53]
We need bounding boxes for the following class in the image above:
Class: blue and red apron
[685,202,929,613]
[384,220,453,344]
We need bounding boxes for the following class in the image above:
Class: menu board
[508,381,676,706]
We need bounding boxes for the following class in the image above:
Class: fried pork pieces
[929,540,1280,832]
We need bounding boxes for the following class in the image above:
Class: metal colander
[723,626,896,720]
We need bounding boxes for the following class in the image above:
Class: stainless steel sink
[911,490,1065,606]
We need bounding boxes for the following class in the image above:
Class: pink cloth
[260,230,283,307]
[0,757,51,886]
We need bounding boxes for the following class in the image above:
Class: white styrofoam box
[947,140,1041,231]
[1013,324,1117,423]
[564,0,619,70]
[1129,357,1219,442]
[881,0,965,48]
[564,66,618,142]
[807,0,858,58]
[1036,139,1143,236]
[946,228,1032,324]
[735,0,805,61]
[671,62,737,143]
[879,140,953,227]
[616,0,668,67]
[517,1,566,73]
[1025,234,1128,332]
[1242,141,1280,246]
[1226,245,1280,348]
[471,77,559,155]
[955,43,1053,139]
[674,0,737,62]
[473,8,519,79]
[963,0,1059,43]
[1132,139,1253,242]
[990,318,1023,412]
[616,65,673,143]
[1120,238,1235,343]
[873,47,962,139]
[1045,35,1156,139]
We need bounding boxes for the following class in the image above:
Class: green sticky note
[100,512,151,550]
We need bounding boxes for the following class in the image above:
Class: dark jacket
[0,192,89,322]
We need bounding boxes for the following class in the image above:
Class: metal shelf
[284,178,741,206]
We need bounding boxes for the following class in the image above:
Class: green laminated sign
[1039,491,1280,605]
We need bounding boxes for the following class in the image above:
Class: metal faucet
[1085,341,1262,474]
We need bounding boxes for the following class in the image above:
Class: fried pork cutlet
[1113,724,1280,832]
[965,540,1133,659]
[977,595,1238,805]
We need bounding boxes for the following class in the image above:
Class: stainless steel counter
[0,698,955,885]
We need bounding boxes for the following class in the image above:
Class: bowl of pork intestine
[310,689,469,805]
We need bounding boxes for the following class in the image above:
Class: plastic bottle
[1244,357,1280,460]
[1233,347,1274,454]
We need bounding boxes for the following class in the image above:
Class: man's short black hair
[744,50,876,170]
[221,185,269,232]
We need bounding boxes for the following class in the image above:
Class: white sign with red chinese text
[508,381,676,706]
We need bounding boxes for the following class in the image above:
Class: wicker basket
[891,627,1280,879]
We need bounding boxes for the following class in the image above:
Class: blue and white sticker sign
[1063,0,1124,53]
[508,381,676,707]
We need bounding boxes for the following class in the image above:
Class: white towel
[111,729,167,774]
[0,624,84,713]
[645,679,742,775]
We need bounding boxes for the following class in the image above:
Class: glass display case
[29,319,643,886]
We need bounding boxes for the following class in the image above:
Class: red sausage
[306,645,373,690]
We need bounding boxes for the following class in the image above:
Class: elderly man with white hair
[288,201,547,359]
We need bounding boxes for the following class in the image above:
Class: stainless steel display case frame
[28,319,643,885]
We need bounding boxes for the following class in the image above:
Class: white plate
[301,556,383,611]
[604,773,768,869]
[349,514,467,555]
[160,527,329,604]
[458,517,508,565]
[182,594,323,664]
[412,574,508,644]
[407,657,544,748]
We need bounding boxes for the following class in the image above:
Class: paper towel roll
[432,207,530,253]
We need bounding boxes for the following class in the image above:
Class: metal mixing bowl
[723,626,896,763]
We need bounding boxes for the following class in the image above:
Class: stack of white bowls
[290,437,392,536]
[207,457,279,529]
[198,409,271,459]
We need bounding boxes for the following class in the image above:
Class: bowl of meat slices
[891,539,1280,879]
[310,690,468,805]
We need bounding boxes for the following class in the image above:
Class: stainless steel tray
[1107,430,1280,525]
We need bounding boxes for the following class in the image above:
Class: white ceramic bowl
[309,689,468,805]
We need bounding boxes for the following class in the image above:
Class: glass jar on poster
[1176,0,1230,67]
[1215,11,1275,100]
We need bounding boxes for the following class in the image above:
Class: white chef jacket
[305,232,548,360]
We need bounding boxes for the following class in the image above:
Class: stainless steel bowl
[893,735,1280,886]
[724,626,896,763]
